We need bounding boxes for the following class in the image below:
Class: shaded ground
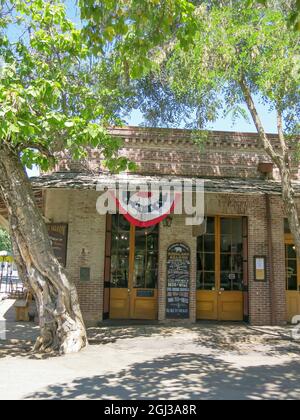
[0,300,300,400]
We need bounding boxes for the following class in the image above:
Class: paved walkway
[0,300,300,400]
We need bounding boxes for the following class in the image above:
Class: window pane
[196,271,203,289]
[206,217,215,234]
[288,276,298,291]
[147,234,158,251]
[232,273,243,291]
[232,219,243,252]
[111,270,129,288]
[197,272,216,290]
[221,254,231,271]
[220,218,243,290]
[203,272,216,290]
[220,273,232,291]
[221,235,231,253]
[287,259,297,277]
[204,235,215,252]
[221,218,232,234]
[111,215,130,288]
[197,253,204,271]
[145,270,157,289]
[204,253,215,271]
[232,254,243,273]
[287,245,297,259]
[134,225,158,289]
[197,236,204,253]
[285,244,298,291]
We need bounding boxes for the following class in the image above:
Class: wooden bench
[14,293,32,322]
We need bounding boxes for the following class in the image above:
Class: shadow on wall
[24,353,300,400]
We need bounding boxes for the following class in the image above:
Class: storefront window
[197,217,243,291]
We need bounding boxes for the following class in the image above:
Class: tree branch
[277,110,289,166]
[239,76,283,168]
[18,142,55,160]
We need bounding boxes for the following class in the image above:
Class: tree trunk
[240,78,300,259]
[0,143,87,354]
[281,165,300,256]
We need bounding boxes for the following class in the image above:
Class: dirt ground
[0,300,300,400]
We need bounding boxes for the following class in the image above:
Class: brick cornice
[109,126,282,150]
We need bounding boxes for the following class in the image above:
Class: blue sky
[18,1,278,177]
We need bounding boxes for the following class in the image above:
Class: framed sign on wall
[254,256,267,282]
[47,223,68,267]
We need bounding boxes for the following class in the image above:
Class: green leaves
[79,0,197,78]
[0,228,12,252]
[0,0,135,173]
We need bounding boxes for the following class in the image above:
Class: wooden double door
[196,217,247,321]
[104,214,158,320]
[285,234,300,322]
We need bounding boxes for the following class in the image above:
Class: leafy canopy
[79,0,198,79]
[254,0,300,30]
[0,227,11,252]
[0,0,137,172]
[134,2,299,137]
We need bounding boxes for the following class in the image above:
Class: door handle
[128,289,131,293]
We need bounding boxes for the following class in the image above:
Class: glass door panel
[220,218,243,292]
[133,226,158,289]
[285,244,298,291]
[197,217,216,291]
[285,240,300,322]
[110,214,130,288]
[197,216,244,321]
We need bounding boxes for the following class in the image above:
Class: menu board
[166,243,190,319]
[47,223,68,267]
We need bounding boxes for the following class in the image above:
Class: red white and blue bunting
[111,190,181,228]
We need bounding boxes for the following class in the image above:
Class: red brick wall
[53,127,300,181]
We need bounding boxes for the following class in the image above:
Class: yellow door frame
[108,217,158,320]
[197,215,245,321]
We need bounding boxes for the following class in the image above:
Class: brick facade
[1,127,299,326]
[41,186,291,327]
[53,127,300,181]
[45,189,106,326]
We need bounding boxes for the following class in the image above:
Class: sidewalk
[0,319,299,399]
[0,299,39,342]
[1,298,300,400]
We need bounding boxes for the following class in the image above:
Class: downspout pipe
[265,193,277,326]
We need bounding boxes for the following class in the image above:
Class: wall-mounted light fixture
[163,215,173,228]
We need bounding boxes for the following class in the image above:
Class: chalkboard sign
[47,223,68,267]
[166,243,190,319]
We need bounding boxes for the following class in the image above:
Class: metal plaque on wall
[166,243,190,319]
[47,223,68,267]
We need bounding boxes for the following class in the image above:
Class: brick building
[1,126,300,326]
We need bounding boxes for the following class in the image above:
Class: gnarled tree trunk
[240,78,300,260]
[0,143,87,354]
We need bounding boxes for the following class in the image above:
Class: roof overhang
[29,172,300,196]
